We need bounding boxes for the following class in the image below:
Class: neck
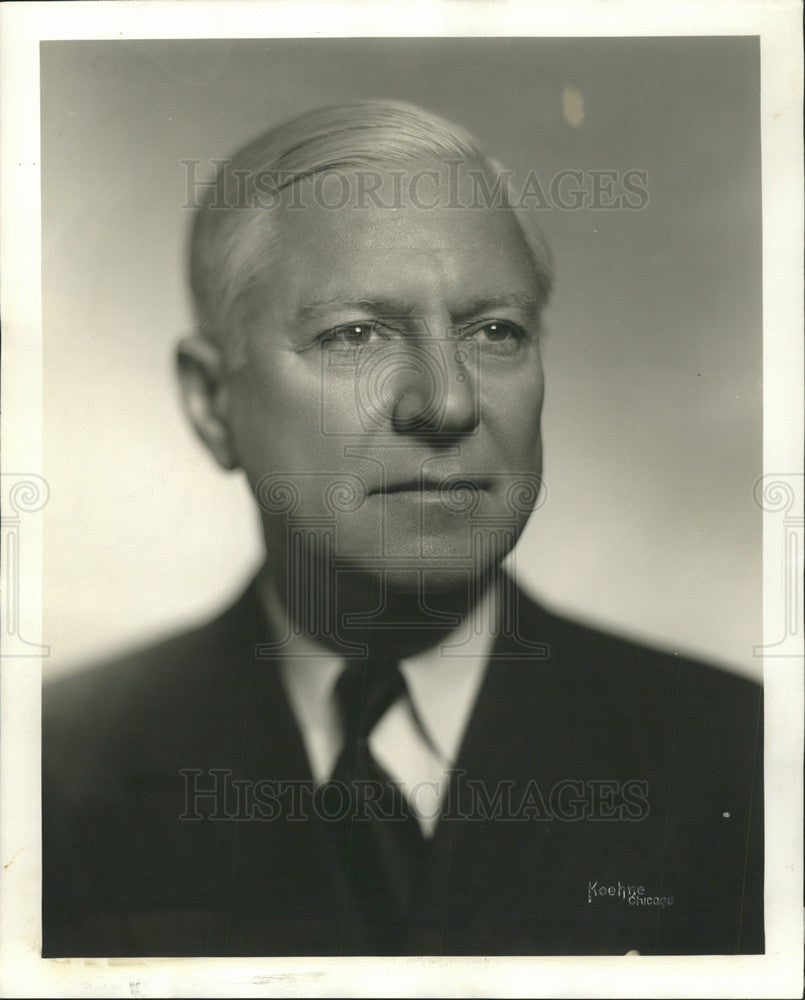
[257,561,501,660]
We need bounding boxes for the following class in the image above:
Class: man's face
[226,164,545,593]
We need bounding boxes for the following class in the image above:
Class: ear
[176,335,239,470]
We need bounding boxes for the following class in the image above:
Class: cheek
[229,356,329,480]
[482,365,544,460]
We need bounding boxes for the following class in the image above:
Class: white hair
[189,100,553,365]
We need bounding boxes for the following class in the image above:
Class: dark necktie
[325,658,426,933]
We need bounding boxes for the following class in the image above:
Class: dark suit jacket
[42,581,763,956]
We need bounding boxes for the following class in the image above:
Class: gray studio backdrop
[41,37,762,678]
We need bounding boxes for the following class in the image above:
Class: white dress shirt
[262,585,496,837]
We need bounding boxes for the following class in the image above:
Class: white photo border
[0,1,802,997]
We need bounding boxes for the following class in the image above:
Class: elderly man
[42,101,763,957]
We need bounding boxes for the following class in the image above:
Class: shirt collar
[261,575,497,767]
[398,594,494,764]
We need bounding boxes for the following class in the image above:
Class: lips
[382,479,443,494]
[371,475,490,496]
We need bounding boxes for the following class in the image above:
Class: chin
[364,544,515,597]
[381,565,475,596]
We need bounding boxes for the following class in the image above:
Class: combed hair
[189,100,553,365]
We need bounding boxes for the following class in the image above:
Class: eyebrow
[295,297,419,324]
[450,293,543,325]
[295,292,543,325]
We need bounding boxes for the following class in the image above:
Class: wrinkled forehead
[264,162,543,324]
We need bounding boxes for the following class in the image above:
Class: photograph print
[39,35,764,958]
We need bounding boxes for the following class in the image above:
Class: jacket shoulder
[519,589,762,698]
[511,589,763,780]
[42,583,265,770]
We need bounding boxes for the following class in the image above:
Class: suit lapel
[403,587,554,950]
[445,583,553,786]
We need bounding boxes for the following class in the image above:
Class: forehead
[264,164,540,320]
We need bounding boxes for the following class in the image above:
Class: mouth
[371,476,490,497]
[383,481,442,495]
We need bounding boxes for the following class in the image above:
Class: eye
[478,322,516,342]
[321,322,382,345]
[461,320,529,352]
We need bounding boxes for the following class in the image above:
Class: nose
[390,341,478,436]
